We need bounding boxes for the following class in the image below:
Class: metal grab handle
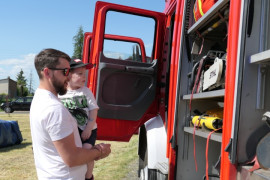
[126,59,157,75]
[125,66,154,74]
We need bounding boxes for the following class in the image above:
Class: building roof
[0,77,17,83]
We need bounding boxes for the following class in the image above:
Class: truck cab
[84,0,270,179]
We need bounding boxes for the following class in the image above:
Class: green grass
[0,113,138,180]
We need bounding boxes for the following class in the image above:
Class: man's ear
[42,68,51,78]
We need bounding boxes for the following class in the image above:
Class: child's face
[68,67,87,89]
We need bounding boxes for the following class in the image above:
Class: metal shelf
[183,89,225,100]
[184,127,222,142]
[188,0,230,35]
[250,49,270,65]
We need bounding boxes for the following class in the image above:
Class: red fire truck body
[83,0,270,179]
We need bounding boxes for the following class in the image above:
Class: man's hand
[92,143,111,160]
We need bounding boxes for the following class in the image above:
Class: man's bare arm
[53,132,111,167]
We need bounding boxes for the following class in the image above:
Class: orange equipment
[193,0,218,21]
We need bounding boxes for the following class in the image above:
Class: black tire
[4,107,12,113]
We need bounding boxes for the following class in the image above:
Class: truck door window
[105,11,155,63]
[103,39,143,62]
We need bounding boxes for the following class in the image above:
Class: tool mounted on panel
[191,108,223,131]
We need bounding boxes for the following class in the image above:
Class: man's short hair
[34,48,71,79]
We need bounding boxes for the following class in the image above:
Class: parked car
[0,97,33,113]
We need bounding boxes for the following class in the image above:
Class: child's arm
[81,108,98,141]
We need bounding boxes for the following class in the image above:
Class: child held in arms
[59,59,98,180]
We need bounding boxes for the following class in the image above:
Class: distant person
[30,48,111,180]
[58,59,98,180]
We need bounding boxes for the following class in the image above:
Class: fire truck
[82,0,270,179]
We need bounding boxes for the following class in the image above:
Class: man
[30,48,111,180]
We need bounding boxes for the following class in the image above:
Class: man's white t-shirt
[58,86,99,130]
[30,89,87,180]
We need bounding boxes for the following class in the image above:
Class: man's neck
[39,81,57,96]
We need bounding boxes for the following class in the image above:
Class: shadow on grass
[0,142,32,152]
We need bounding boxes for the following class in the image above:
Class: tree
[72,26,84,59]
[0,93,8,104]
[28,70,34,95]
[127,44,142,61]
[132,44,141,62]
[16,69,29,97]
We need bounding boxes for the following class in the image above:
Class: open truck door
[83,1,166,141]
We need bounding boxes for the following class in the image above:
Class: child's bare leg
[83,143,94,179]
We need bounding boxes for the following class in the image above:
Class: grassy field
[0,113,138,180]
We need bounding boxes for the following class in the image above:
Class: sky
[0,0,165,91]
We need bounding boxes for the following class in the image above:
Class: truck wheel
[4,107,12,113]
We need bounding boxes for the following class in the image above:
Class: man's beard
[51,75,68,95]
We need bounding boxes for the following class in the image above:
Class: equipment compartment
[175,0,230,179]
